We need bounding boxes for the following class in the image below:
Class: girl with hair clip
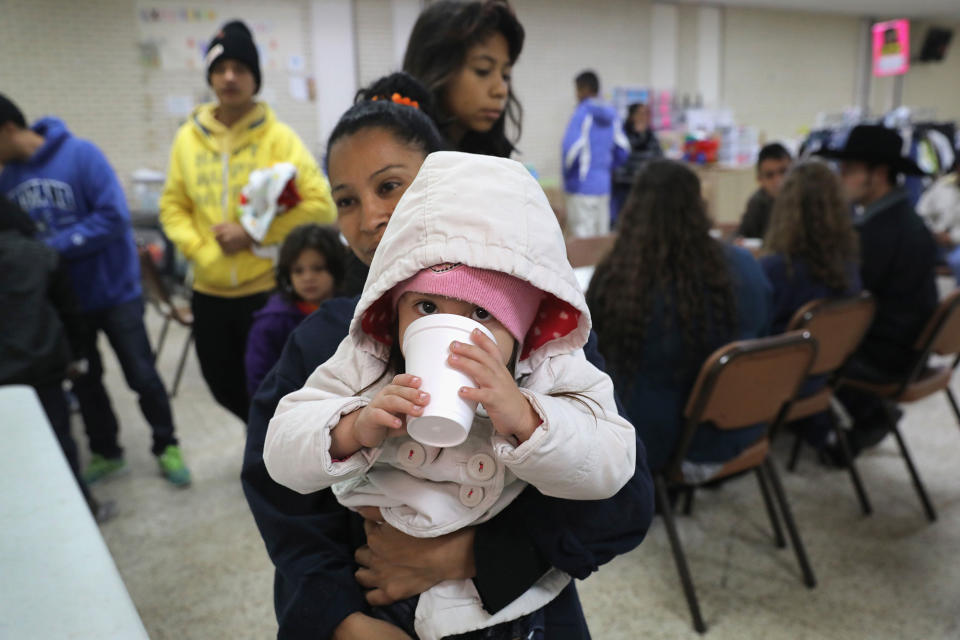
[264,150,636,640]
[242,73,653,640]
[403,0,524,157]
[587,159,773,475]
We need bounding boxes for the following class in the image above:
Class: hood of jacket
[581,98,617,126]
[188,101,275,153]
[0,195,37,236]
[27,117,72,166]
[350,151,590,374]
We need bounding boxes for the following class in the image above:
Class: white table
[0,385,149,639]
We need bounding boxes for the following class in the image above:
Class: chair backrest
[913,289,960,357]
[683,331,817,430]
[565,234,616,269]
[664,332,816,480]
[786,292,876,377]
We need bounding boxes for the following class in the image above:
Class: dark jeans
[74,297,177,457]
[836,354,906,451]
[34,381,92,502]
[191,290,269,422]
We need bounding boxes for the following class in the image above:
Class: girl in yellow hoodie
[160,21,334,420]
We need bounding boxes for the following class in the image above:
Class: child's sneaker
[82,454,126,485]
[157,445,191,487]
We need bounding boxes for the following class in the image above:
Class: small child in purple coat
[245,224,347,396]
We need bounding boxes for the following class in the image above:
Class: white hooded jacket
[264,152,636,639]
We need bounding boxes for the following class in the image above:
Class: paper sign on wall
[872,19,910,77]
[165,95,193,116]
[288,77,308,102]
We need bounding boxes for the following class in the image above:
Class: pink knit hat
[388,263,543,344]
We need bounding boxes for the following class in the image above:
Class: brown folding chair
[836,289,960,522]
[138,246,194,397]
[657,332,818,634]
[774,293,876,515]
[564,234,616,269]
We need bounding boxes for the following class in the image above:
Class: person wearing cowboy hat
[817,124,938,459]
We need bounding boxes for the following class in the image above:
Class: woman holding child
[243,67,653,639]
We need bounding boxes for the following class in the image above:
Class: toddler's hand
[448,329,541,442]
[353,374,430,448]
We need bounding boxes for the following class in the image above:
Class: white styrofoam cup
[401,313,496,447]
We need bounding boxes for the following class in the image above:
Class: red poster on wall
[872,19,910,77]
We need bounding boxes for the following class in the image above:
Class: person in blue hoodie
[0,94,190,487]
[561,70,630,237]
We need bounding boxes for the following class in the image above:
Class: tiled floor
[84,311,960,639]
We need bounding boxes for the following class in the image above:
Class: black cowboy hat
[817,124,926,176]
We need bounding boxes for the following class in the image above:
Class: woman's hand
[449,329,541,442]
[352,374,429,448]
[332,613,412,640]
[354,507,476,606]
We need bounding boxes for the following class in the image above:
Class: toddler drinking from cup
[264,151,635,640]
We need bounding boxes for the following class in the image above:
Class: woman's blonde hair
[763,160,859,291]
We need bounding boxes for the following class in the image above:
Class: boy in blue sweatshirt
[561,70,630,238]
[0,94,189,486]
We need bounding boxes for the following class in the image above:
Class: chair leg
[655,475,706,634]
[170,330,193,398]
[891,424,937,522]
[945,387,960,429]
[155,316,172,362]
[763,459,816,588]
[755,467,786,548]
[833,424,873,515]
[682,488,695,516]
[787,433,803,472]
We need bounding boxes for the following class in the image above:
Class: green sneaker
[157,445,191,487]
[83,454,126,485]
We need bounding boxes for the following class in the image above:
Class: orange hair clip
[371,93,420,109]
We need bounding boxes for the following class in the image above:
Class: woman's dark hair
[624,102,648,136]
[276,224,347,302]
[587,160,738,377]
[402,0,525,157]
[0,195,38,237]
[764,160,859,291]
[325,72,446,172]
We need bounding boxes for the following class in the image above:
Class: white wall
[312,0,358,153]
[355,0,398,87]
[0,0,143,183]
[721,6,862,142]
[510,0,652,182]
[676,4,701,98]
[0,0,316,194]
